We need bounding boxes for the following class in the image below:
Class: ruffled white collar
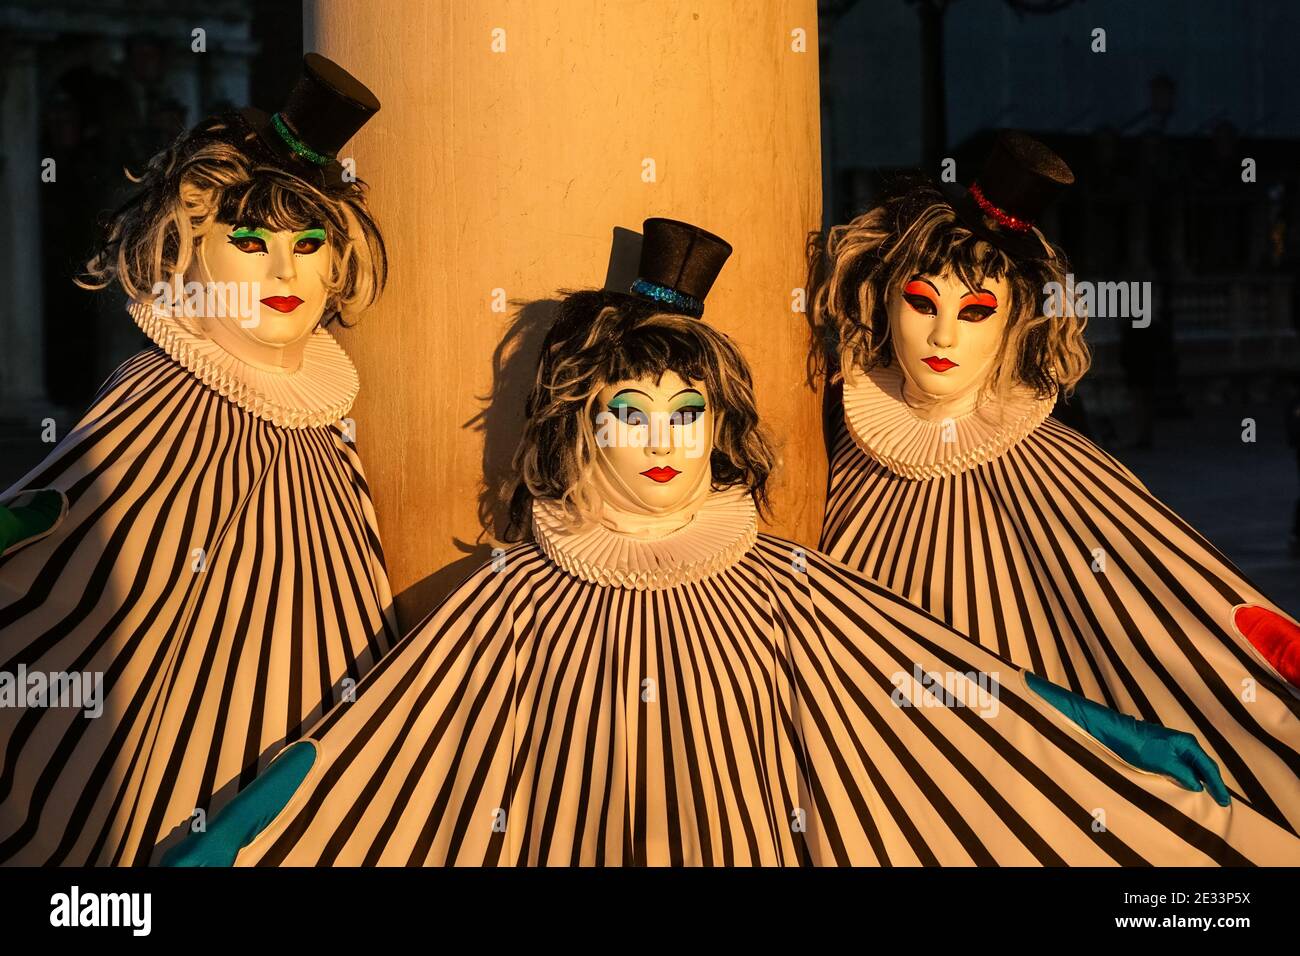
[842,363,1054,479]
[127,301,359,429]
[531,487,758,590]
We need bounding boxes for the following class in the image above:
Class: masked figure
[0,55,399,865]
[162,219,1297,867]
[815,132,1300,834]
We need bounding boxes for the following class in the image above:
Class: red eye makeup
[902,280,938,315]
[903,280,938,301]
[960,291,998,309]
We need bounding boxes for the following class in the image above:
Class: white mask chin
[588,450,713,539]
[895,346,999,416]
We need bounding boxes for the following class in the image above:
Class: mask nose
[268,236,298,282]
[647,413,674,455]
[928,308,958,350]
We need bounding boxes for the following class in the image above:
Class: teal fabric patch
[1024,671,1230,805]
[161,741,316,866]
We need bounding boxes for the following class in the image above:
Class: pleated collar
[127,301,359,429]
[531,487,758,590]
[842,363,1054,479]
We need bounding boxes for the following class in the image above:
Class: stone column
[307,0,826,624]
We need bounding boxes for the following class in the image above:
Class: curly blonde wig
[812,181,1089,400]
[506,291,778,541]
[77,113,386,326]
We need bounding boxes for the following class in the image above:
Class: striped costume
[0,302,398,865]
[820,363,1300,834]
[216,489,1297,866]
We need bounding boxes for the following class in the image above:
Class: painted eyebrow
[668,388,704,400]
[669,395,706,414]
[294,227,327,239]
[907,276,997,304]
[899,277,941,299]
[609,389,653,403]
[229,225,271,238]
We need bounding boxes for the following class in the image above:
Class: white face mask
[887,271,1011,416]
[587,370,714,536]
[183,221,332,369]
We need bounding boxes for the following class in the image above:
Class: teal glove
[0,490,64,555]
[1025,671,1231,806]
[161,741,316,866]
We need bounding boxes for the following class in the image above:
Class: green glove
[1025,671,1231,806]
[0,490,64,555]
[161,741,316,867]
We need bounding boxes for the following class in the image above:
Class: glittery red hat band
[968,182,1034,233]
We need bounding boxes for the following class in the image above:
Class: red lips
[261,296,304,313]
[922,356,958,372]
[640,467,681,483]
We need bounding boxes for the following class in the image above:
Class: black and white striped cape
[0,336,398,865]
[820,365,1300,837]
[226,492,1298,866]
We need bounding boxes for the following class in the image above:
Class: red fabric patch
[1234,605,1300,689]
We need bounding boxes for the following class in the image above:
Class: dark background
[0,0,1296,612]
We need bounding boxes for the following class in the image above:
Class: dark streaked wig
[77,113,386,327]
[812,179,1089,399]
[505,289,777,541]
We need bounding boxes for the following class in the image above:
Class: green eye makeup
[227,226,270,254]
[292,227,327,255]
[669,391,706,421]
[607,394,642,411]
[607,397,648,424]
[227,226,326,253]
[605,389,704,425]
[670,402,706,426]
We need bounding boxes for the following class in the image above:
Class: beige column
[307,0,825,625]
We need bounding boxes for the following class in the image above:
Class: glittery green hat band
[270,113,333,167]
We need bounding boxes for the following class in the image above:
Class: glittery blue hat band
[629,278,705,318]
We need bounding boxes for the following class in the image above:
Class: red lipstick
[922,356,958,372]
[260,295,304,313]
[640,466,681,483]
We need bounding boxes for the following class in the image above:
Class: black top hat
[233,53,380,191]
[942,131,1074,260]
[626,217,733,318]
